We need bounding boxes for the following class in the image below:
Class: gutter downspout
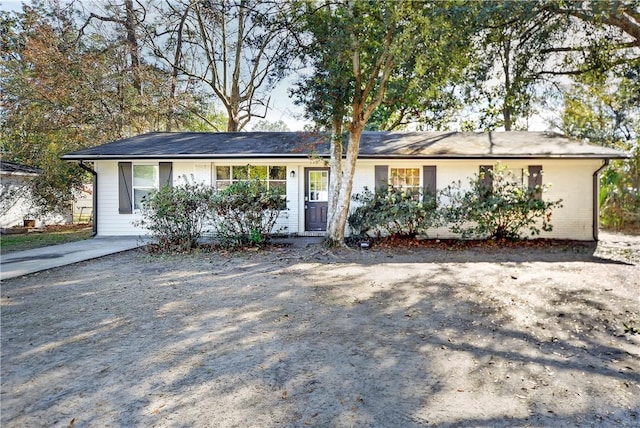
[592,159,609,241]
[78,161,98,237]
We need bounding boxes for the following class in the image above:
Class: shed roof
[0,160,42,175]
[61,131,628,160]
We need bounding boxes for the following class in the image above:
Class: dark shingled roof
[0,160,42,175]
[61,131,628,160]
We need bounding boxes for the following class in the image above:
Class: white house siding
[1,174,34,228]
[97,158,604,240]
[538,159,602,240]
[95,158,326,236]
[1,174,71,228]
[350,159,603,240]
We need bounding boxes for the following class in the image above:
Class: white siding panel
[350,159,601,240]
[96,158,603,240]
[98,160,312,237]
[539,159,600,240]
[96,161,145,236]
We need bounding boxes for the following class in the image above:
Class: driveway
[0,236,143,280]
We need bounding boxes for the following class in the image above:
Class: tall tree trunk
[503,105,512,131]
[326,124,363,244]
[326,110,344,227]
[501,35,513,131]
[124,0,141,95]
[166,7,189,132]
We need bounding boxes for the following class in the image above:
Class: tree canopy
[1,0,638,231]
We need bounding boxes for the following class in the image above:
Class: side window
[269,166,287,204]
[133,165,158,210]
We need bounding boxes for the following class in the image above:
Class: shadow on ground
[1,243,638,427]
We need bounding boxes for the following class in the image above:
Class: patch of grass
[0,227,93,255]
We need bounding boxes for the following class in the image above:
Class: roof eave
[61,153,629,161]
[61,153,327,160]
[358,154,630,160]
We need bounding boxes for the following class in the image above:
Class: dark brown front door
[305,168,329,231]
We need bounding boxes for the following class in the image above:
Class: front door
[305,168,329,231]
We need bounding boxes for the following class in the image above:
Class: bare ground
[1,232,639,427]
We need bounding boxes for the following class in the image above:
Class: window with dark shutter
[528,165,543,200]
[375,165,388,192]
[479,165,493,198]
[159,162,173,188]
[423,166,436,196]
[118,162,133,214]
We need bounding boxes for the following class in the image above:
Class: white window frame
[214,164,288,209]
[132,163,159,211]
[389,167,421,197]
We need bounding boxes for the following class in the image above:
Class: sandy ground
[1,232,639,427]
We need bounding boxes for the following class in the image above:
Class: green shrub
[600,143,640,231]
[134,178,215,252]
[441,164,563,239]
[348,186,439,238]
[209,180,284,248]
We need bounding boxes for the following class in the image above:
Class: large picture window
[215,165,287,208]
[133,165,158,210]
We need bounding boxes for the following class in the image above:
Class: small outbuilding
[0,160,78,229]
[61,131,628,240]
[1,160,43,229]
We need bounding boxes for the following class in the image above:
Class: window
[508,168,524,186]
[390,168,420,196]
[308,170,329,201]
[215,165,287,208]
[133,165,158,210]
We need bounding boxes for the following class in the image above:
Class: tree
[457,1,639,131]
[146,0,299,131]
[558,67,640,230]
[76,0,207,132]
[1,1,205,216]
[295,0,472,244]
[78,0,144,94]
[544,1,639,50]
[251,119,290,131]
[1,2,107,215]
[459,2,572,131]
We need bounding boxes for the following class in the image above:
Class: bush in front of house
[135,177,215,252]
[209,180,283,248]
[440,164,563,239]
[348,186,440,238]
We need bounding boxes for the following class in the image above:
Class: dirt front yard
[1,233,639,427]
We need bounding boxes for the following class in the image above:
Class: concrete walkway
[0,236,143,281]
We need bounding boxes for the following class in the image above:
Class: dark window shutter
[423,166,437,196]
[375,165,388,191]
[528,165,543,200]
[118,162,133,214]
[159,162,173,188]
[479,165,493,189]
